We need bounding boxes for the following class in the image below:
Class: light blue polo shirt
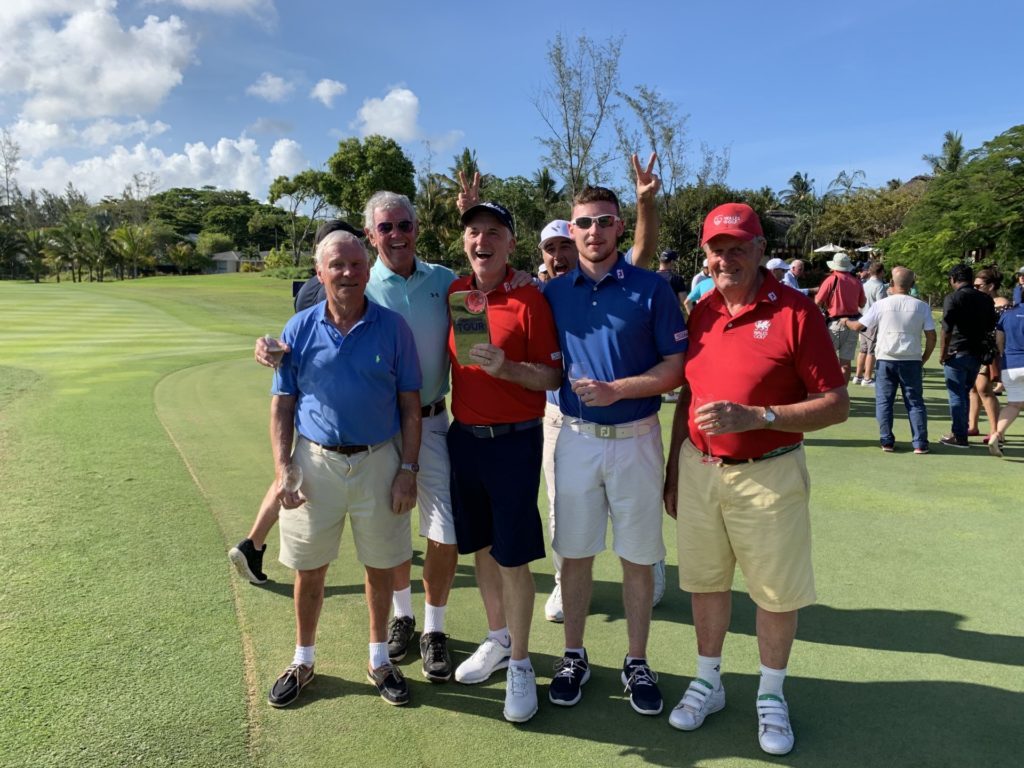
[368,256,455,406]
[272,300,422,446]
[544,254,688,425]
[687,276,716,304]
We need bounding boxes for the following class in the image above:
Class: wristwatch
[400,462,420,474]
[761,407,777,427]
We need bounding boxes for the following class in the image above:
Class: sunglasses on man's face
[571,214,620,230]
[375,220,414,234]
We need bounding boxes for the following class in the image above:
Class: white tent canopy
[812,243,845,254]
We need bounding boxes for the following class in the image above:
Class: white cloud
[80,118,170,146]
[156,0,274,16]
[310,78,347,108]
[267,138,305,180]
[246,72,293,102]
[0,4,195,122]
[16,134,304,201]
[352,87,419,142]
[6,118,77,158]
[5,116,170,157]
[427,129,466,155]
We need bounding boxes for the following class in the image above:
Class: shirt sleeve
[794,306,846,393]
[523,290,563,369]
[393,314,423,393]
[941,293,956,333]
[922,303,936,332]
[859,302,879,329]
[652,278,690,356]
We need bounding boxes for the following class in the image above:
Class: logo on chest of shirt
[753,320,772,340]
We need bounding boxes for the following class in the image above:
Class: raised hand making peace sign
[456,170,481,214]
[632,151,661,202]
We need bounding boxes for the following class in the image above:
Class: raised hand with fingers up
[633,151,661,202]
[456,170,481,214]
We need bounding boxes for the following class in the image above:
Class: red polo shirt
[816,271,865,318]
[448,268,562,425]
[685,271,845,460]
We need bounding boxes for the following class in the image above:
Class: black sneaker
[268,663,313,708]
[229,538,267,584]
[621,658,663,715]
[419,631,452,682]
[387,615,416,661]
[549,650,590,706]
[367,662,410,706]
[939,433,970,448]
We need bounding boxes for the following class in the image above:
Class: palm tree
[780,172,815,207]
[922,131,965,175]
[21,228,49,283]
[827,169,866,197]
[111,223,154,279]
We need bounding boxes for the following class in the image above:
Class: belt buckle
[596,424,614,439]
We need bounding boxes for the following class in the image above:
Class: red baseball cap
[700,203,763,246]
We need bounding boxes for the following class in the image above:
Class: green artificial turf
[1,275,1021,768]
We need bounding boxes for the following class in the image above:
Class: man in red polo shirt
[663,203,848,756]
[446,201,562,724]
[815,252,866,382]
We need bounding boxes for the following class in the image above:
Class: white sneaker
[503,665,538,723]
[757,694,795,755]
[454,637,511,684]
[861,378,875,386]
[651,560,666,608]
[851,376,862,385]
[544,583,564,623]
[668,679,725,731]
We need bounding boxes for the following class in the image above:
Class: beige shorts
[417,410,455,545]
[553,414,666,565]
[829,319,859,361]
[542,401,564,573]
[278,437,412,571]
[675,439,816,612]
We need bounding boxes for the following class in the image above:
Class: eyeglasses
[375,220,414,234]
[974,282,986,288]
[571,215,620,230]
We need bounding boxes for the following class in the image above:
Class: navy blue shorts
[446,422,546,568]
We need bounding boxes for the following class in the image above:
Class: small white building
[209,250,242,273]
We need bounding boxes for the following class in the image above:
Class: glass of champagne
[567,361,592,422]
[263,334,286,368]
[692,393,722,466]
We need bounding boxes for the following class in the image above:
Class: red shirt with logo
[816,271,865,318]
[685,270,845,460]
[448,268,562,425]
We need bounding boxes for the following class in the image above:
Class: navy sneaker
[549,650,590,706]
[621,658,663,715]
[229,538,267,584]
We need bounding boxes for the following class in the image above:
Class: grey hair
[315,230,367,266]
[363,191,417,229]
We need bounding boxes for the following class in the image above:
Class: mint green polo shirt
[368,256,455,406]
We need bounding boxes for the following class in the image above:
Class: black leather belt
[422,399,446,418]
[716,442,801,465]
[456,418,542,439]
[311,442,370,455]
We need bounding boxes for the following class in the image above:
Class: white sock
[392,586,413,619]
[369,642,390,670]
[758,664,787,698]
[625,655,647,666]
[487,627,511,648]
[509,656,533,671]
[292,644,315,667]
[564,647,585,658]
[697,654,722,690]
[423,603,446,634]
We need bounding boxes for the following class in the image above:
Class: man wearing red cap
[664,203,848,755]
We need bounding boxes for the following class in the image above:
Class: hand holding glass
[693,394,722,466]
[568,362,592,420]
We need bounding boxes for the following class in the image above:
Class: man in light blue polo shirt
[267,231,423,708]
[543,185,687,717]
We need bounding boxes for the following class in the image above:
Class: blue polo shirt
[687,276,716,304]
[997,303,1024,369]
[544,254,688,425]
[368,256,455,406]
[272,300,422,446]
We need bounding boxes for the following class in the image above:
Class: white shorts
[279,437,412,571]
[1002,366,1024,402]
[416,409,456,545]
[542,401,565,573]
[552,414,666,565]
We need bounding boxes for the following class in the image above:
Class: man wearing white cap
[765,258,788,283]
[815,252,866,382]
[691,258,711,291]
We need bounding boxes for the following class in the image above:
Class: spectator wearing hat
[846,267,935,453]
[765,258,788,283]
[852,262,888,387]
[544,185,687,719]
[691,257,711,291]
[938,264,997,447]
[537,263,550,283]
[815,252,866,382]
[1013,267,1024,306]
[446,201,562,723]
[664,202,847,756]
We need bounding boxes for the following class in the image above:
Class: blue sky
[2,0,1021,205]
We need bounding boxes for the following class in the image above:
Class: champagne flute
[263,334,286,368]
[567,361,592,421]
[692,393,722,466]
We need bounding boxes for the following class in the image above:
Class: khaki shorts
[542,401,564,574]
[553,414,666,565]
[858,326,878,354]
[417,410,456,545]
[829,319,859,361]
[675,439,816,612]
[278,437,412,571]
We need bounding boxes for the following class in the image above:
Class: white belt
[567,420,654,439]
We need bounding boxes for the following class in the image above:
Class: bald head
[890,266,915,293]
[790,259,805,276]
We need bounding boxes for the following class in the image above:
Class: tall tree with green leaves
[326,135,416,219]
[922,130,965,176]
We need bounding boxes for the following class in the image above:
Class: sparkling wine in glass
[263,335,286,368]
[692,393,722,466]
[567,361,592,421]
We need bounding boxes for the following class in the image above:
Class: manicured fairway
[1,275,1021,768]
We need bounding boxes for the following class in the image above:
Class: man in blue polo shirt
[543,185,687,717]
[267,230,422,708]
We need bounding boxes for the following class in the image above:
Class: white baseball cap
[539,219,571,246]
[765,258,788,271]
